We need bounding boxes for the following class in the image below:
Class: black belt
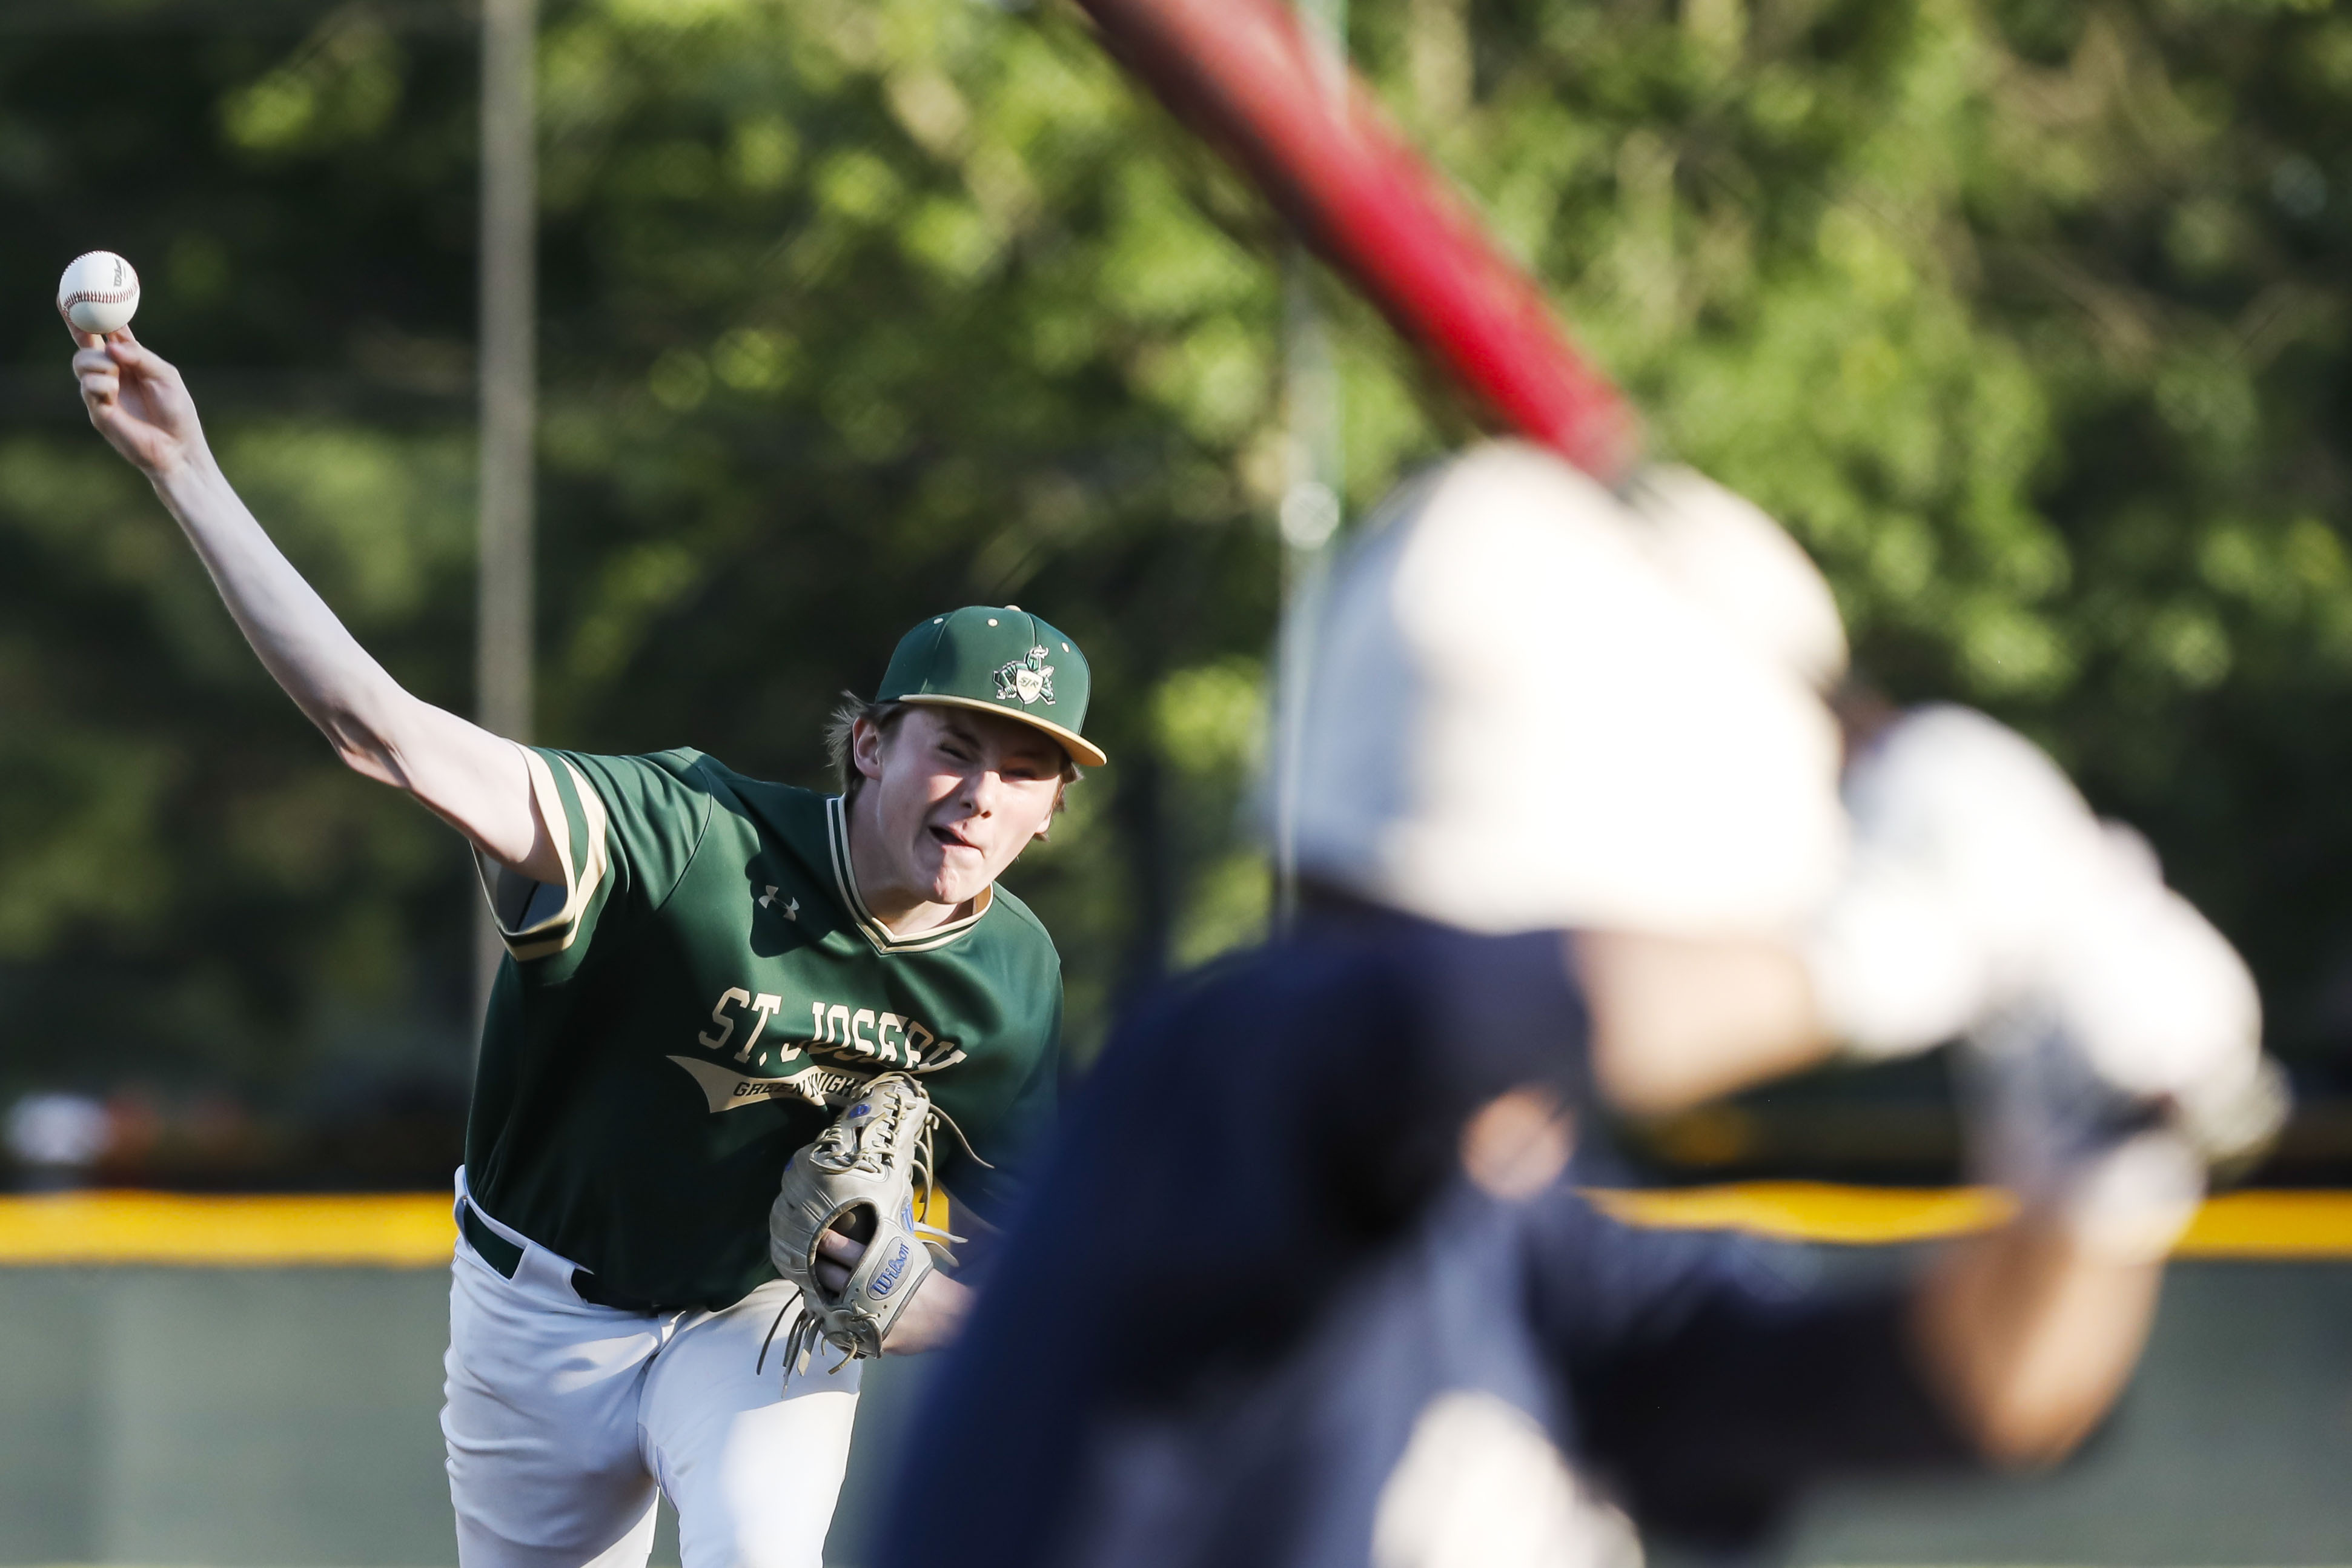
[568,1268,674,1314]
[459,1205,523,1279]
[462,1202,683,1314]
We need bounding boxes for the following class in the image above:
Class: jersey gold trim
[472,753,613,962]
[823,795,993,954]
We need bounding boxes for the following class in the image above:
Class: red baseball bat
[1070,0,1643,485]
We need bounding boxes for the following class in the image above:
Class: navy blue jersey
[879,916,1976,1568]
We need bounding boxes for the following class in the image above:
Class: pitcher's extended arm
[70,326,558,882]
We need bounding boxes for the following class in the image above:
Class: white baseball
[57,251,141,336]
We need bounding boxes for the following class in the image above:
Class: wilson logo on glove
[869,1241,912,1298]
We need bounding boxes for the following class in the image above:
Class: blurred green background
[8,0,2352,1184]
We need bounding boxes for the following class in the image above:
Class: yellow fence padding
[1588,1182,2020,1245]
[0,1191,457,1266]
[1592,1183,2352,1257]
[0,1185,2348,1266]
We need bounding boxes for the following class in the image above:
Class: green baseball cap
[876,605,1107,768]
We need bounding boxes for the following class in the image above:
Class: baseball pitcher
[67,321,1099,1568]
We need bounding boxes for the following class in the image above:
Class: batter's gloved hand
[1804,705,2287,1249]
[1807,704,2113,1056]
[1961,874,2285,1259]
[759,1073,969,1377]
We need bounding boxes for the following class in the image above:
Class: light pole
[475,0,537,1027]
[1270,0,1347,930]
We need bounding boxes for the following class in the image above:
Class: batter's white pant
[442,1177,862,1568]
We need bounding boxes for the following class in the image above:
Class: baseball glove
[759,1072,968,1376]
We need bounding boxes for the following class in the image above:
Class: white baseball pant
[442,1176,862,1568]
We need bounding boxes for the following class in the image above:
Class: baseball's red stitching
[61,253,136,310]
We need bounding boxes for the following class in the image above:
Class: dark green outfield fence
[0,1262,2343,1566]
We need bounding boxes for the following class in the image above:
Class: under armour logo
[758,887,800,921]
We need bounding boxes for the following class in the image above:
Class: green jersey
[465,747,1062,1310]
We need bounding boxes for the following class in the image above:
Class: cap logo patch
[993,646,1056,707]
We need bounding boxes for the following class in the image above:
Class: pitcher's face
[856,706,1068,907]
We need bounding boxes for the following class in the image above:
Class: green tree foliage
[4,0,2352,1143]
[1354,0,2352,1064]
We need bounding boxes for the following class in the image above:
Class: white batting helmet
[1287,443,1846,936]
[1620,464,1849,694]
